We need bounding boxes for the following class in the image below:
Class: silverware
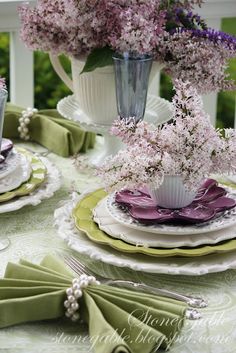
[61,254,207,320]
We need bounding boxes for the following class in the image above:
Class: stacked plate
[0,139,61,213]
[55,180,236,276]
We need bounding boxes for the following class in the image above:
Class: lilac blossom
[165,7,207,33]
[96,0,166,54]
[212,129,236,175]
[188,28,236,51]
[19,0,236,93]
[19,0,105,57]
[19,0,166,57]
[98,80,236,192]
[110,118,161,148]
[0,77,6,90]
[157,30,236,93]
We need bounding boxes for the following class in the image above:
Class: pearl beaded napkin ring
[18,107,38,141]
[64,274,100,322]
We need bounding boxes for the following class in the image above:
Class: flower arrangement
[97,80,236,192]
[18,0,167,56]
[19,0,236,92]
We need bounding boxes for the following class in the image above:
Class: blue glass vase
[112,52,153,122]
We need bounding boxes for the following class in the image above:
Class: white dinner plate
[54,190,236,276]
[93,196,236,248]
[0,153,31,193]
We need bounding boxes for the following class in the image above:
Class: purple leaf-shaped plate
[197,185,227,203]
[207,196,236,213]
[106,189,236,235]
[0,138,14,164]
[129,207,175,223]
[114,179,236,225]
[129,204,216,224]
[194,178,217,200]
[115,190,156,208]
[106,181,236,235]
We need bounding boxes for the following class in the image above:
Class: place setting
[0,141,61,214]
[0,141,61,249]
[0,80,61,251]
[54,81,236,278]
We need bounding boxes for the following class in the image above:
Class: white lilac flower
[97,80,236,192]
[0,77,6,90]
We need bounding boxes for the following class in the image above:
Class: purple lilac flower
[156,30,236,93]
[166,8,207,32]
[188,28,236,51]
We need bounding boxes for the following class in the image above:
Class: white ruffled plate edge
[0,157,61,213]
[54,188,236,276]
[93,196,236,248]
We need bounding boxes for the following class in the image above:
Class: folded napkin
[0,254,187,353]
[3,104,96,157]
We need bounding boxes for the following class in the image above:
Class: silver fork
[61,254,207,319]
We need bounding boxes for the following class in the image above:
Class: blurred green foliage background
[0,18,235,127]
[217,18,236,128]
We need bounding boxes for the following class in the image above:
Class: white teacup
[50,54,163,126]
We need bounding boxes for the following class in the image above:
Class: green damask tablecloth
[0,141,236,353]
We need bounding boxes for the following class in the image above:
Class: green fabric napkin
[3,104,96,157]
[0,254,187,353]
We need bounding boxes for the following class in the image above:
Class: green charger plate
[73,189,236,258]
[0,148,47,202]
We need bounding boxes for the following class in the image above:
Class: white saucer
[57,94,173,167]
[0,153,31,193]
[57,94,173,133]
[93,196,236,248]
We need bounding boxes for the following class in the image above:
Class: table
[0,142,236,353]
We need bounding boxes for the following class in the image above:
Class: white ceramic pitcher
[49,54,162,126]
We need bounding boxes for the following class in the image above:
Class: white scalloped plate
[106,192,236,236]
[54,189,236,276]
[0,154,31,193]
[0,157,61,213]
[93,196,236,248]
